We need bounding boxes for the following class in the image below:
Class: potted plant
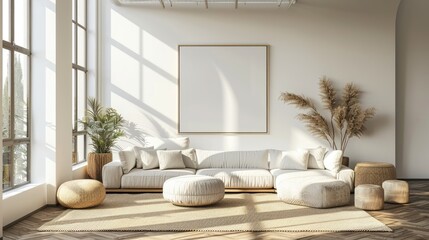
[80,98,125,181]
[279,77,376,165]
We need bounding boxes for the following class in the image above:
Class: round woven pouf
[382,180,409,204]
[354,162,396,187]
[355,184,384,210]
[57,179,106,209]
[163,175,225,206]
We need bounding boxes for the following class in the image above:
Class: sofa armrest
[336,166,355,191]
[102,161,123,189]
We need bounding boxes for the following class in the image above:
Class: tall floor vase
[87,152,112,182]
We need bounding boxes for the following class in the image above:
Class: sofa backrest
[196,149,268,169]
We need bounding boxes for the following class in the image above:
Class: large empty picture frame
[178,45,269,133]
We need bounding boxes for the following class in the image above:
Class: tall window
[2,0,31,191]
[72,0,87,165]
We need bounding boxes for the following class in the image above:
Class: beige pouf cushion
[57,179,106,209]
[276,173,350,208]
[163,175,225,206]
[382,180,409,204]
[354,162,396,187]
[355,184,384,210]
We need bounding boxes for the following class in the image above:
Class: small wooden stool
[354,162,396,187]
[355,184,384,210]
[382,180,409,204]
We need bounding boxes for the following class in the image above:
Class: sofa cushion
[135,149,159,170]
[323,150,343,173]
[157,150,185,170]
[196,168,273,188]
[181,148,197,169]
[271,169,335,188]
[146,136,189,150]
[121,168,196,188]
[280,150,310,170]
[118,147,136,174]
[307,147,328,169]
[196,149,268,169]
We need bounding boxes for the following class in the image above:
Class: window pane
[14,0,29,48]
[2,146,11,190]
[72,24,76,64]
[14,53,29,138]
[77,26,86,67]
[2,0,11,41]
[14,144,28,185]
[77,134,86,162]
[2,49,11,138]
[77,70,86,131]
[78,0,86,27]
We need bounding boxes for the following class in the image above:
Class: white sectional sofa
[102,147,354,192]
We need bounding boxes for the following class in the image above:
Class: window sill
[72,161,87,171]
[3,183,45,200]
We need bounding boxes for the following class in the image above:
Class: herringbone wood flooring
[4,180,429,240]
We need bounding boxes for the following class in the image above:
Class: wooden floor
[4,180,429,240]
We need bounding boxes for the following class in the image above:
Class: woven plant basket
[87,152,112,182]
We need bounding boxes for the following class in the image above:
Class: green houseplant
[80,98,125,181]
[279,77,376,162]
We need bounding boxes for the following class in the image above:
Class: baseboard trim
[3,205,48,229]
[399,178,429,181]
[106,188,276,193]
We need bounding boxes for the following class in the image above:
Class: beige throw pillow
[136,149,159,170]
[134,146,154,169]
[280,150,310,170]
[118,147,136,174]
[307,147,328,169]
[157,150,185,170]
[323,150,343,173]
[181,148,197,169]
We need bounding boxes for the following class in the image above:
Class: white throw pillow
[307,147,328,169]
[136,149,159,170]
[133,146,154,169]
[181,148,197,169]
[145,136,189,150]
[157,150,186,170]
[118,147,136,174]
[323,150,343,173]
[280,150,310,170]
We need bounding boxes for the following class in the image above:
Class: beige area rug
[39,193,392,232]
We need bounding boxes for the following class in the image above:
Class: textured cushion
[146,136,189,150]
[307,147,327,169]
[323,150,343,173]
[181,148,197,169]
[157,150,185,170]
[196,168,273,188]
[382,180,409,204]
[118,147,136,174]
[271,169,333,188]
[354,184,384,210]
[280,150,309,170]
[196,149,268,169]
[133,146,155,169]
[163,175,224,206]
[121,168,196,188]
[268,149,283,169]
[276,173,350,208]
[57,179,106,209]
[102,161,123,189]
[136,149,159,169]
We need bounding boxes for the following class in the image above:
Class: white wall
[100,0,399,167]
[396,0,429,178]
[0,0,3,236]
[101,0,399,166]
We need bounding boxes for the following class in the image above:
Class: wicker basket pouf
[355,184,384,210]
[354,162,396,187]
[57,179,106,209]
[382,180,409,204]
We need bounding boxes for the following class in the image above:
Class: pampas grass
[279,77,376,153]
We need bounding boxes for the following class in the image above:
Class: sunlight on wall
[142,30,177,77]
[216,66,239,132]
[45,68,56,148]
[290,127,325,149]
[45,8,55,63]
[111,45,140,98]
[111,9,140,54]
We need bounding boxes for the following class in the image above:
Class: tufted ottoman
[57,179,106,209]
[276,172,350,208]
[163,175,225,206]
[355,184,384,210]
